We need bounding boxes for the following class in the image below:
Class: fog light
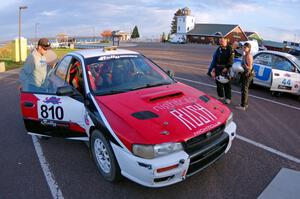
[157,164,179,173]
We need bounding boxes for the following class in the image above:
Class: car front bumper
[111,121,237,187]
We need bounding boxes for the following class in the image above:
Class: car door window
[272,55,294,72]
[254,53,272,66]
[68,59,84,95]
[56,56,72,81]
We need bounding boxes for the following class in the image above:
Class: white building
[176,7,195,35]
[169,7,195,43]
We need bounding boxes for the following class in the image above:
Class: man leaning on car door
[18,38,51,92]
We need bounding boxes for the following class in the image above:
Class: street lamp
[18,6,28,62]
[35,22,40,42]
[92,26,96,43]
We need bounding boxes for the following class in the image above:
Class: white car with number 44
[232,51,300,96]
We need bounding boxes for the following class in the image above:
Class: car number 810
[40,105,64,120]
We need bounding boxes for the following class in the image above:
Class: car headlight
[226,112,233,127]
[132,142,183,159]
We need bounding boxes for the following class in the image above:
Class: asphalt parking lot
[0,42,299,199]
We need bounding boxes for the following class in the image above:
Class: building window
[183,18,185,22]
[178,27,180,31]
[187,27,189,31]
[201,37,205,40]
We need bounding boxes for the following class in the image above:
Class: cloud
[0,0,299,42]
[0,0,19,11]
[41,9,59,17]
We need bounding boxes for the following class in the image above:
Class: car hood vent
[199,95,210,103]
[132,111,159,120]
[142,90,184,102]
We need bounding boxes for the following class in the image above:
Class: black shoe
[207,72,212,77]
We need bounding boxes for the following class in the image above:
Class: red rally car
[20,47,237,187]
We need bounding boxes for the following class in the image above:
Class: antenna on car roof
[103,46,118,52]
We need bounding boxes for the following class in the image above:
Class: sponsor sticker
[43,97,62,105]
[153,97,197,111]
[98,54,138,61]
[170,103,217,131]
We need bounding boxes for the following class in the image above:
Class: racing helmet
[216,75,230,84]
[232,62,244,73]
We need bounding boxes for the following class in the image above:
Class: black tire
[271,91,283,97]
[90,130,122,182]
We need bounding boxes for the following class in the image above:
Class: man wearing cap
[18,38,51,92]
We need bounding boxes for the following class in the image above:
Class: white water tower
[176,7,195,34]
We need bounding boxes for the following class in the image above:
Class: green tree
[161,32,166,42]
[131,26,140,39]
[170,9,183,34]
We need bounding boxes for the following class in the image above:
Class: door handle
[274,73,280,76]
[24,102,35,108]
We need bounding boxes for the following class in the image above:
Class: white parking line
[237,135,300,164]
[32,135,64,199]
[176,76,300,112]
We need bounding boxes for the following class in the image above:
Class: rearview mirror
[56,86,75,96]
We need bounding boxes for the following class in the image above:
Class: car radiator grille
[184,125,229,176]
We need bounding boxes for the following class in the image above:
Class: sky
[0,0,300,42]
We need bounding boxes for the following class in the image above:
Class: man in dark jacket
[212,37,235,104]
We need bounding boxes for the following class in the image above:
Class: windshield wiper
[96,89,133,96]
[132,82,172,91]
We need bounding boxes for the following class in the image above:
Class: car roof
[71,48,140,59]
[258,50,293,58]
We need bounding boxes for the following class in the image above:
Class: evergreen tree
[131,26,140,39]
[161,32,166,42]
[167,33,171,41]
[170,9,183,34]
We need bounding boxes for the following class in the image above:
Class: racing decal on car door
[38,97,64,121]
[271,69,300,94]
[29,94,93,138]
[254,64,272,81]
[170,103,217,131]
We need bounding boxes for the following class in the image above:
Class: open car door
[270,54,300,94]
[20,55,91,140]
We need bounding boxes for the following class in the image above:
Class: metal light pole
[18,6,28,62]
[92,26,96,43]
[35,22,40,42]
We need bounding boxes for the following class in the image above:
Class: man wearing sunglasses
[18,38,51,92]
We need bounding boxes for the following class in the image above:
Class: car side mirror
[164,67,175,77]
[56,86,75,96]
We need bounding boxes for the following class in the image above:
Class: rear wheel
[91,130,122,182]
[271,91,283,97]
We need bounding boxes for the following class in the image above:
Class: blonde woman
[236,43,254,111]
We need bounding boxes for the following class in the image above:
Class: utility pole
[92,26,96,43]
[18,6,28,62]
[35,22,40,42]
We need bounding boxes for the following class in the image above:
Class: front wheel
[91,130,122,182]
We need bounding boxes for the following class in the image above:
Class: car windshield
[288,54,300,69]
[85,54,175,95]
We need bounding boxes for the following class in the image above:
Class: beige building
[112,30,131,41]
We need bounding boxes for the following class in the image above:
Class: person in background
[236,42,254,111]
[211,37,235,104]
[208,41,241,77]
[18,38,51,92]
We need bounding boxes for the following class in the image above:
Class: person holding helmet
[212,37,235,104]
[18,38,51,92]
[236,42,254,111]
